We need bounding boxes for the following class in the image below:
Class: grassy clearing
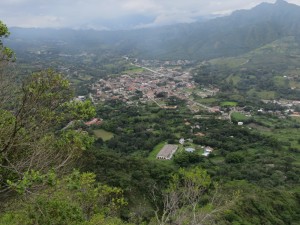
[291,117,300,123]
[78,75,93,81]
[226,75,241,85]
[221,101,238,107]
[289,80,300,88]
[93,129,114,141]
[210,57,246,68]
[248,123,272,132]
[231,112,248,122]
[271,128,300,149]
[256,91,276,99]
[273,76,286,87]
[123,67,145,74]
[196,97,218,105]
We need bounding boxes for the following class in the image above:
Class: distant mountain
[6,0,300,61]
[127,0,300,60]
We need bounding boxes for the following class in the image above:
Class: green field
[231,112,249,122]
[196,97,218,105]
[93,129,114,141]
[221,101,238,107]
[123,66,145,74]
[256,91,276,99]
[226,75,241,85]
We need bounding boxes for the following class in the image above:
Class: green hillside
[194,36,300,100]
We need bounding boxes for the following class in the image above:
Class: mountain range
[6,0,300,61]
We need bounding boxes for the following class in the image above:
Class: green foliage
[1,15,300,224]
[0,69,95,194]
[64,100,96,120]
[225,152,245,164]
[0,20,15,61]
[0,21,9,37]
[57,130,95,152]
[7,169,57,194]
[83,214,134,225]
[218,183,300,225]
[174,151,204,167]
[0,171,128,225]
[27,197,84,225]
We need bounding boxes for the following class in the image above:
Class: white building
[185,147,195,153]
[157,144,178,160]
[202,146,214,157]
[179,138,185,145]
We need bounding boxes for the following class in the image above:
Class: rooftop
[157,144,178,160]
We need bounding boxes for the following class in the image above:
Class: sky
[1,0,300,30]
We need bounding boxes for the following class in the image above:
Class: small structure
[85,118,103,126]
[202,146,214,157]
[194,132,205,137]
[179,138,185,145]
[185,147,195,153]
[74,96,86,101]
[157,144,178,160]
[238,122,244,126]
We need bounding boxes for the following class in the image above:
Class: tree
[0,24,96,196]
[0,21,16,109]
[0,170,129,225]
[152,167,238,225]
[0,69,96,196]
[0,20,14,62]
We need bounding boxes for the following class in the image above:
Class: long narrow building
[156,144,178,160]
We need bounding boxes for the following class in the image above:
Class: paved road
[131,63,162,75]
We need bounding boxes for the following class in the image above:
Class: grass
[78,74,93,81]
[210,57,246,68]
[221,101,238,107]
[93,129,114,141]
[268,128,300,149]
[256,91,276,100]
[226,75,241,85]
[123,67,145,74]
[231,112,248,122]
[291,117,300,123]
[195,97,218,105]
[248,123,272,132]
[148,142,166,160]
[273,76,286,87]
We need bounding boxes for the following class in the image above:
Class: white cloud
[1,0,300,29]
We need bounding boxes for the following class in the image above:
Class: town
[89,58,219,111]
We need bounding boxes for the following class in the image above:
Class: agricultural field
[231,112,249,122]
[221,101,238,107]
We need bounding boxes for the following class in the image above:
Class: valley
[1,1,300,224]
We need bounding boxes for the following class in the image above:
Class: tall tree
[0,22,95,198]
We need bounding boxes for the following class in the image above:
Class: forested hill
[7,0,300,60]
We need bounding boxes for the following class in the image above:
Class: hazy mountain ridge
[6,0,300,60]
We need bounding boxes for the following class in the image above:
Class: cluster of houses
[89,62,197,105]
[90,69,195,103]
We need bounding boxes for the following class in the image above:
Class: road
[131,63,162,75]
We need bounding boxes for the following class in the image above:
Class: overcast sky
[1,0,300,29]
